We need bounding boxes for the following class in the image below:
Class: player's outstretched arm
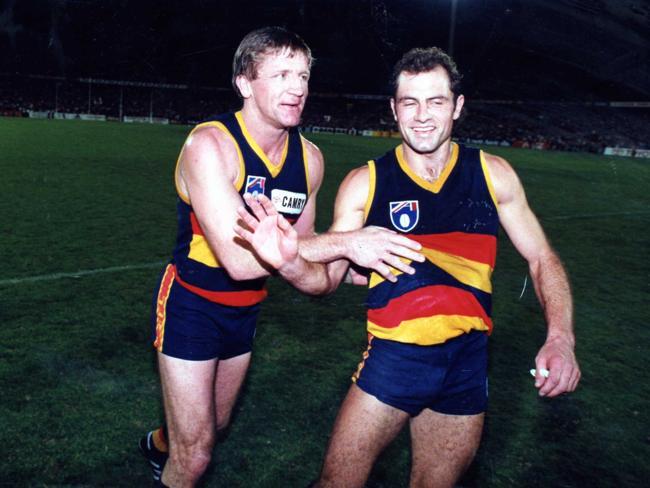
[299,165,425,285]
[235,163,425,294]
[178,127,273,281]
[485,153,580,397]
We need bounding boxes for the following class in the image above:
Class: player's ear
[453,94,465,120]
[236,75,252,99]
[390,98,397,121]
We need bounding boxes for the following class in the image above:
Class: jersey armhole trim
[300,135,311,196]
[363,160,376,223]
[480,150,500,211]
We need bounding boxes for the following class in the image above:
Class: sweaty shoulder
[177,125,242,198]
[345,163,370,186]
[184,125,240,167]
[482,151,522,206]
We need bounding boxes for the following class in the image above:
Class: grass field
[1,116,649,487]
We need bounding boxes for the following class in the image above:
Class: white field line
[543,210,650,221]
[1,208,649,286]
[0,261,166,286]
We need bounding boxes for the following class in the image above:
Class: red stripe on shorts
[153,264,176,351]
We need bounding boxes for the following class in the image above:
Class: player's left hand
[235,193,298,269]
[533,335,581,397]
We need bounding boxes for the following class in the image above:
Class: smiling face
[236,48,310,129]
[391,66,464,155]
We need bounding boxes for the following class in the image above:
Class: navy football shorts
[150,264,260,361]
[353,331,488,416]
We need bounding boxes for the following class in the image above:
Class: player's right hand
[346,226,425,283]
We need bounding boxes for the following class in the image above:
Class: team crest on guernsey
[389,200,419,232]
[245,175,266,196]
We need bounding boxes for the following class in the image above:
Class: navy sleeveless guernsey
[363,142,499,345]
[170,111,310,307]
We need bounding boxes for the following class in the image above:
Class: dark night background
[1,0,648,100]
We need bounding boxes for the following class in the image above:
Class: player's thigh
[213,351,251,427]
[320,384,410,484]
[158,352,219,444]
[409,410,484,487]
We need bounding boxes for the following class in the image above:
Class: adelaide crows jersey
[363,142,499,345]
[170,111,310,307]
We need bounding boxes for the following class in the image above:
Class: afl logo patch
[389,200,419,232]
[245,175,266,196]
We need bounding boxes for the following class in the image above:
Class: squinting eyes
[401,101,446,107]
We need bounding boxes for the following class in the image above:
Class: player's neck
[239,106,289,165]
[403,139,454,183]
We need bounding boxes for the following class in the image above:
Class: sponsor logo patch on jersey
[389,200,419,232]
[271,189,307,215]
[245,175,266,196]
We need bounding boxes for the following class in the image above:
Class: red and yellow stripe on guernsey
[368,285,492,345]
[367,232,496,345]
[153,264,176,352]
[369,232,497,293]
[416,232,496,293]
[182,212,268,306]
[187,212,220,267]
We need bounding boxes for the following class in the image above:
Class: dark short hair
[390,47,462,101]
[232,26,313,98]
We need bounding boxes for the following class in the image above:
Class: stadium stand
[2,74,648,153]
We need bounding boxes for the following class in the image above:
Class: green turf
[1,117,649,486]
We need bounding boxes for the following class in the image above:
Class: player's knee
[174,448,212,480]
[171,435,214,479]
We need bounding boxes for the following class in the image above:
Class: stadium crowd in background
[1,74,648,154]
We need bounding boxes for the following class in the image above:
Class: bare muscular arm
[177,126,272,281]
[485,152,580,397]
